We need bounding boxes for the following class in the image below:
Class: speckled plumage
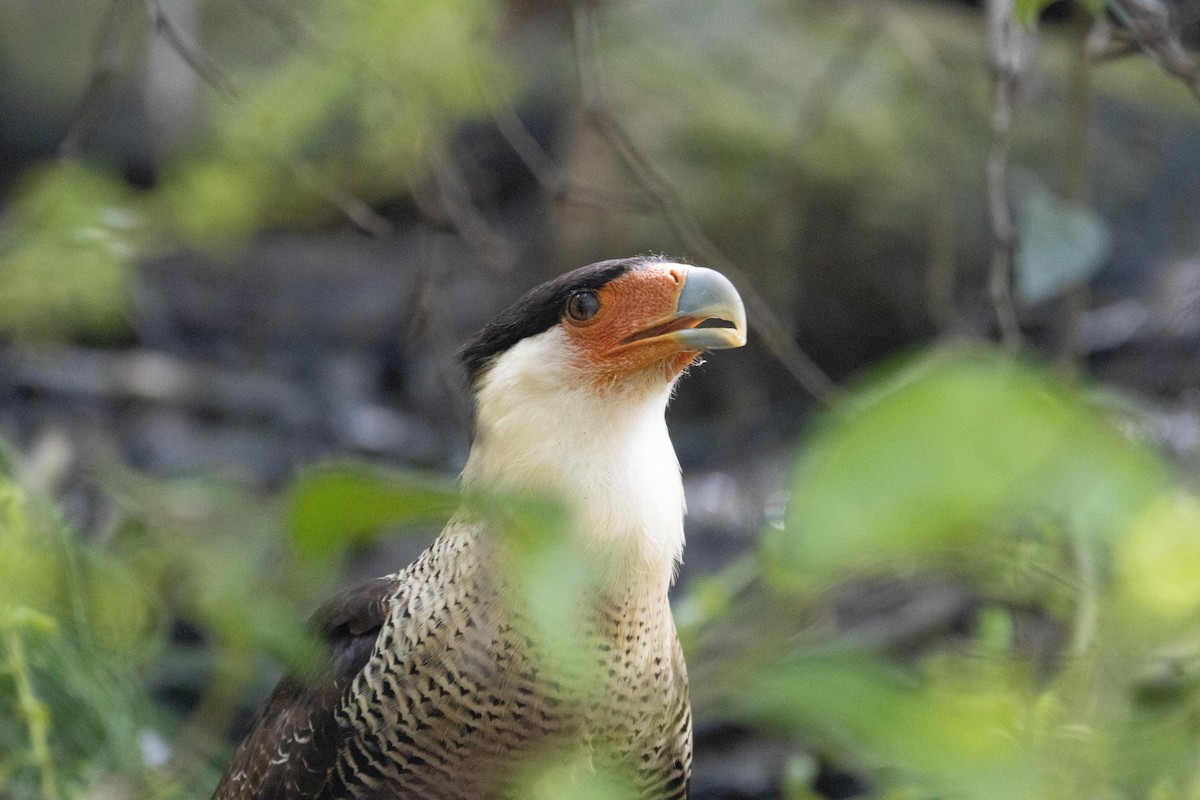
[211,524,691,800]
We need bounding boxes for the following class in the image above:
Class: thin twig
[1110,0,1200,102]
[430,154,518,273]
[1059,6,1095,377]
[569,0,839,407]
[143,0,396,236]
[985,0,1033,352]
[59,0,139,160]
[240,0,308,48]
[4,616,60,800]
[292,163,395,238]
[877,3,964,334]
[772,4,880,317]
[485,100,658,213]
[409,227,475,433]
[144,0,240,100]
[1091,0,1200,62]
[397,152,516,274]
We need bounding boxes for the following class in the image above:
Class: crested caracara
[210,255,747,800]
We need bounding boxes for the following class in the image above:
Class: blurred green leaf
[510,753,638,800]
[0,469,181,799]
[731,653,1030,799]
[1015,0,1056,25]
[771,350,1164,582]
[0,163,147,340]
[471,490,599,673]
[158,157,271,249]
[4,0,513,289]
[287,463,459,559]
[1016,182,1112,305]
[1014,0,1105,25]
[156,0,511,246]
[1115,492,1200,628]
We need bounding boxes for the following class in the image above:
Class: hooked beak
[620,266,748,352]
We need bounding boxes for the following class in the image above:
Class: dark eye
[565,290,600,323]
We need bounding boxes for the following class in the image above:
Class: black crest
[458,256,668,385]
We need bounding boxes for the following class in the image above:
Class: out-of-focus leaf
[287,463,459,559]
[730,653,1030,799]
[0,478,156,659]
[79,554,157,658]
[5,0,512,268]
[1014,0,1057,25]
[478,491,597,674]
[159,157,271,249]
[772,350,1164,582]
[1115,492,1200,625]
[0,471,176,798]
[0,163,146,340]
[1016,182,1112,305]
[510,753,638,800]
[153,0,511,247]
[1014,0,1103,25]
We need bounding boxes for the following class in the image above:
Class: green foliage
[509,754,638,800]
[732,653,1032,798]
[288,463,459,561]
[286,462,595,671]
[770,350,1162,581]
[0,163,145,341]
[7,347,1200,798]
[0,0,511,341]
[1016,0,1107,26]
[691,349,1200,798]
[483,491,596,672]
[0,470,165,798]
[160,0,510,247]
[0,464,340,799]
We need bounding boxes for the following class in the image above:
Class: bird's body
[211,257,746,800]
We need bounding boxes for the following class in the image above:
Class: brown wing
[209,576,399,800]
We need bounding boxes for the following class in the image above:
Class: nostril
[668,268,683,285]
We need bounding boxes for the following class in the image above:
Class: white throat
[461,328,686,589]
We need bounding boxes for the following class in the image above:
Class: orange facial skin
[560,265,701,388]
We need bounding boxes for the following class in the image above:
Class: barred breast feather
[210,523,691,800]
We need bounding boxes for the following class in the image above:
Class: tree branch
[59,0,139,160]
[144,0,240,100]
[291,164,395,238]
[877,3,964,334]
[1090,0,1200,64]
[1110,0,1200,103]
[1059,6,1095,377]
[143,0,398,236]
[430,154,518,273]
[484,99,658,213]
[406,226,475,432]
[985,0,1033,352]
[568,0,839,407]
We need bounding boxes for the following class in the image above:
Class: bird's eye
[565,290,600,323]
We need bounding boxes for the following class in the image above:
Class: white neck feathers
[461,329,686,589]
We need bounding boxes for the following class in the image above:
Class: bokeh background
[3,0,1200,798]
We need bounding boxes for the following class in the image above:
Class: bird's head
[460,256,747,396]
[458,256,746,579]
